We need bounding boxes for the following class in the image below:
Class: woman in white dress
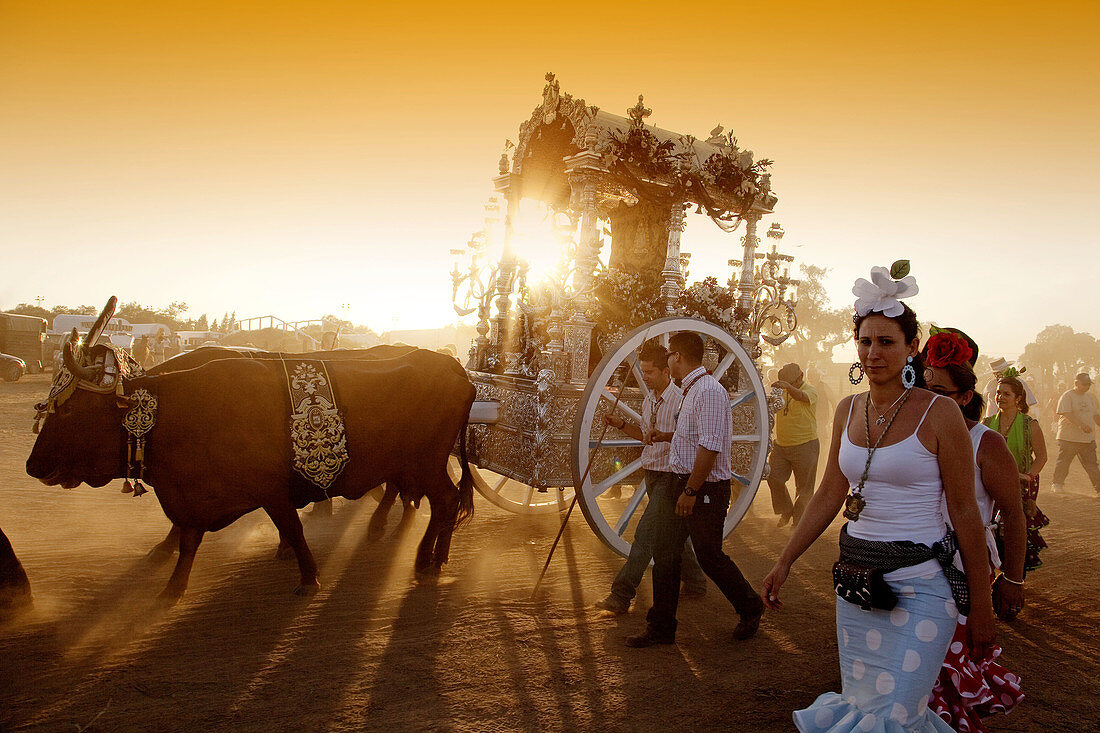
[761,265,996,732]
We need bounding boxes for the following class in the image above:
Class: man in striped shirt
[596,342,706,614]
[628,332,765,647]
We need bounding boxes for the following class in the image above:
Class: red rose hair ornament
[925,331,974,368]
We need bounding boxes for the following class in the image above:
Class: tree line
[2,301,239,333]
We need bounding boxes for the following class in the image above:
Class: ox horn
[63,330,99,382]
[85,295,118,349]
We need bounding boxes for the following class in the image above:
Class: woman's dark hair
[998,376,1029,414]
[921,327,984,420]
[853,302,926,388]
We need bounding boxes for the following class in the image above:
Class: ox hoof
[155,591,183,609]
[366,527,385,543]
[415,565,441,579]
[274,546,296,561]
[293,581,321,597]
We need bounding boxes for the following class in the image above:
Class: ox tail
[454,425,475,530]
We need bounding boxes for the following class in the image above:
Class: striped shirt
[641,381,681,471]
[670,366,733,481]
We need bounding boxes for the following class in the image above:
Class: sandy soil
[1,373,1098,732]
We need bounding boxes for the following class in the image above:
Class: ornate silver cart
[451,74,798,557]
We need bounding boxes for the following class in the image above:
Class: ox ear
[85,296,118,349]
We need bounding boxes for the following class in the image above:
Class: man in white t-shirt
[1052,373,1100,494]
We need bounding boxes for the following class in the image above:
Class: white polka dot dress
[793,572,955,732]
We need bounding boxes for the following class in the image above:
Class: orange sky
[1,1,1097,357]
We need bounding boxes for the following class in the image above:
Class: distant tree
[220,313,230,333]
[196,313,208,330]
[1021,325,1099,391]
[2,303,97,328]
[227,311,236,332]
[766,263,851,368]
[4,304,50,320]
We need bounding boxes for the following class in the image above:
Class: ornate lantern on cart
[452,74,799,557]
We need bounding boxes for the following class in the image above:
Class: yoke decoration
[121,388,157,496]
[283,360,349,493]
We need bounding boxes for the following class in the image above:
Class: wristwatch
[683,486,699,497]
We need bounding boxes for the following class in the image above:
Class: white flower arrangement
[852,261,918,318]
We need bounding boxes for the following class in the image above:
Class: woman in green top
[983,374,1048,572]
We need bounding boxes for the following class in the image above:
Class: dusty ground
[1,373,1098,732]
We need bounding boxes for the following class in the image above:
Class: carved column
[490,195,519,365]
[736,214,761,320]
[736,213,763,359]
[661,202,687,315]
[563,151,605,384]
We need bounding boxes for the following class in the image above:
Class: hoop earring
[848,362,865,385]
[902,356,917,389]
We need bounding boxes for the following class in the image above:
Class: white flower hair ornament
[852,260,918,318]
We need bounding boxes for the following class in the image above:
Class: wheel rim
[449,457,573,514]
[571,317,769,558]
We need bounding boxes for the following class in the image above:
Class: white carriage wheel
[571,317,770,558]
[448,458,574,514]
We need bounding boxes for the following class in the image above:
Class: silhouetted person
[768,363,819,527]
[1052,373,1100,494]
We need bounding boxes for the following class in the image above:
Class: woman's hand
[994,578,1025,620]
[761,561,791,610]
[966,603,997,660]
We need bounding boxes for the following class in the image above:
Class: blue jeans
[608,470,706,603]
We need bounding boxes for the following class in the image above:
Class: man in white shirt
[1052,372,1100,494]
[596,343,706,614]
[627,332,765,647]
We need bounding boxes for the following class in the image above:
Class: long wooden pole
[531,347,645,598]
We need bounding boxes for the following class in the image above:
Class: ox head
[27,297,134,489]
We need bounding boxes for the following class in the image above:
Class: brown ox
[26,341,474,603]
[145,344,424,556]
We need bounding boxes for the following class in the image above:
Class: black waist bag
[832,559,898,611]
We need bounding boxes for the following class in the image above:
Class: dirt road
[2,374,1098,731]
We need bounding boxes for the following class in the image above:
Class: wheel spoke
[589,457,644,498]
[614,479,649,536]
[730,434,761,442]
[600,390,642,424]
[591,438,644,449]
[713,351,737,380]
[630,359,650,397]
[732,472,750,486]
[493,475,508,493]
[730,391,754,408]
[524,486,534,507]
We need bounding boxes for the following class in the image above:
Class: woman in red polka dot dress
[923,329,1027,732]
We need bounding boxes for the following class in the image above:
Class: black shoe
[626,628,676,648]
[776,514,791,528]
[595,594,630,614]
[731,607,764,641]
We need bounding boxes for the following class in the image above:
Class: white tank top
[940,423,1001,570]
[839,394,945,580]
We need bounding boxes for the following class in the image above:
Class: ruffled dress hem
[928,619,1024,732]
[794,693,954,732]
